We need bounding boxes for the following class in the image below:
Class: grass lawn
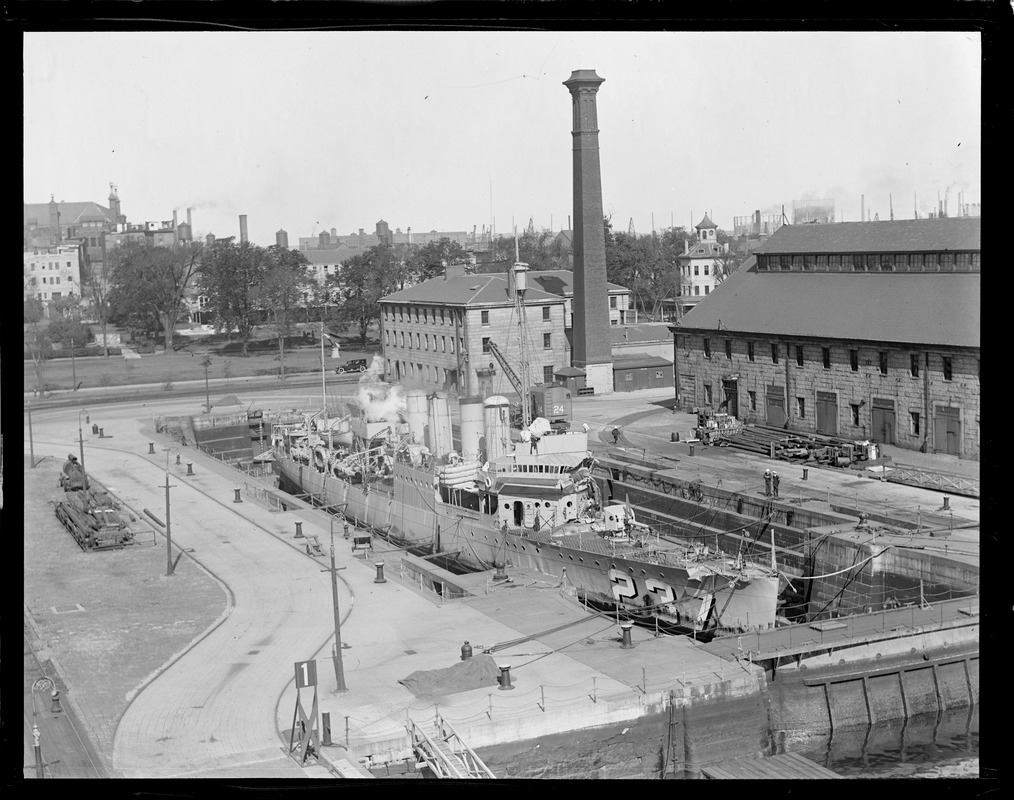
[24,326,382,393]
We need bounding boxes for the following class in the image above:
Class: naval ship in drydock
[272,261,780,637]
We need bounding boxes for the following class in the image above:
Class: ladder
[407,714,495,779]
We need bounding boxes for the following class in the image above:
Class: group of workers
[763,468,780,498]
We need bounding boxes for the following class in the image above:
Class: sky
[24,30,981,246]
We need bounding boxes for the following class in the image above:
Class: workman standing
[612,426,621,444]
[772,471,780,499]
[763,469,772,497]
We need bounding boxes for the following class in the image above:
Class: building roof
[612,353,673,369]
[678,259,979,348]
[680,241,724,259]
[527,269,627,297]
[609,323,672,345]
[755,217,980,254]
[695,214,717,230]
[382,273,561,307]
[24,201,115,227]
[305,246,358,264]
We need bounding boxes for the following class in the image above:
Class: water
[779,704,979,779]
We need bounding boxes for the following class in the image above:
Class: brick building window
[482,337,491,354]
[704,384,712,405]
[543,333,551,349]
[797,397,806,418]
[879,351,888,375]
[694,265,699,276]
[911,412,921,436]
[544,366,554,383]
[796,345,804,367]
[748,390,757,411]
[748,342,755,362]
[943,357,952,381]
[704,286,710,295]
[543,306,551,321]
[610,296,617,308]
[822,347,831,369]
[481,310,490,325]
[703,338,711,359]
[850,350,859,371]
[725,340,732,359]
[704,264,710,275]
[850,404,860,425]
[910,354,919,377]
[771,343,779,364]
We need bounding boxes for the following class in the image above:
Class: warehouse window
[822,348,831,369]
[748,391,757,411]
[748,342,755,362]
[543,306,551,321]
[797,397,806,418]
[943,357,953,381]
[544,366,554,383]
[850,349,859,371]
[725,340,732,359]
[851,404,860,425]
[796,346,804,367]
[911,412,920,436]
[704,384,712,405]
[879,351,888,375]
[482,337,491,354]
[703,338,711,359]
[543,333,551,349]
[481,310,489,325]
[910,354,919,377]
[771,343,779,364]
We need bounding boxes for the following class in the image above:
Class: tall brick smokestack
[239,214,248,244]
[564,69,613,394]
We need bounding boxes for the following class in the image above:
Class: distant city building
[23,243,83,312]
[676,214,728,315]
[298,220,493,254]
[676,217,980,459]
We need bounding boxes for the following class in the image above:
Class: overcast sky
[24,30,981,245]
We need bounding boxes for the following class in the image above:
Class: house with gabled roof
[674,217,980,458]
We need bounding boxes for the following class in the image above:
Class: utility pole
[201,355,212,413]
[28,400,36,468]
[163,449,176,576]
[78,409,89,490]
[70,337,77,391]
[327,516,348,692]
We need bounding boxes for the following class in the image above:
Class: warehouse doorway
[934,406,962,456]
[765,385,786,427]
[872,398,896,445]
[816,391,838,436]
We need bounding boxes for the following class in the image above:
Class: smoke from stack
[357,356,405,422]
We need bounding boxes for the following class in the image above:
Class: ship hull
[276,456,778,630]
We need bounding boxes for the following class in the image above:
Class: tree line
[25,220,745,379]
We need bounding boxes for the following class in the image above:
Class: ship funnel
[427,392,453,458]
[458,396,485,462]
[404,389,428,445]
[483,395,512,462]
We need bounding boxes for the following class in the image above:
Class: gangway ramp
[408,714,494,779]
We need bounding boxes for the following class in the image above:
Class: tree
[198,239,269,357]
[47,295,92,349]
[329,244,400,348]
[252,246,312,377]
[407,238,469,282]
[107,239,202,351]
[481,228,571,274]
[81,259,113,357]
[23,294,52,394]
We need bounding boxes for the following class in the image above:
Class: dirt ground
[23,456,230,772]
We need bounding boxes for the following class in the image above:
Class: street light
[27,399,36,468]
[201,354,212,414]
[667,324,680,414]
[162,446,178,576]
[328,514,348,692]
[70,337,77,391]
[77,409,89,490]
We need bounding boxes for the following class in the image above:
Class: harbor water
[782,703,979,778]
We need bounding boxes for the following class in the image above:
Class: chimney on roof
[187,207,193,230]
[173,209,178,232]
[443,260,467,281]
[861,195,865,224]
[239,215,248,244]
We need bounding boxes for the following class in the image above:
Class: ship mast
[512,232,532,429]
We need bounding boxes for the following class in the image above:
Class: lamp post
[201,354,212,414]
[28,399,36,468]
[162,447,177,576]
[70,337,77,391]
[328,515,348,692]
[77,409,89,490]
[667,324,680,413]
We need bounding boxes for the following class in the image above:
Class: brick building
[23,244,83,311]
[675,217,980,459]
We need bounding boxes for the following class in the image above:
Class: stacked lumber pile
[723,425,878,467]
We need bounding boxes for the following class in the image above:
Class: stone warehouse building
[675,217,980,459]
[379,265,635,396]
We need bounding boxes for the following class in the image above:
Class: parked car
[335,358,368,374]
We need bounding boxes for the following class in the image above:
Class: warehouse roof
[755,217,980,254]
[612,353,673,369]
[678,260,980,348]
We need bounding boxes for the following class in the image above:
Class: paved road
[28,402,340,778]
